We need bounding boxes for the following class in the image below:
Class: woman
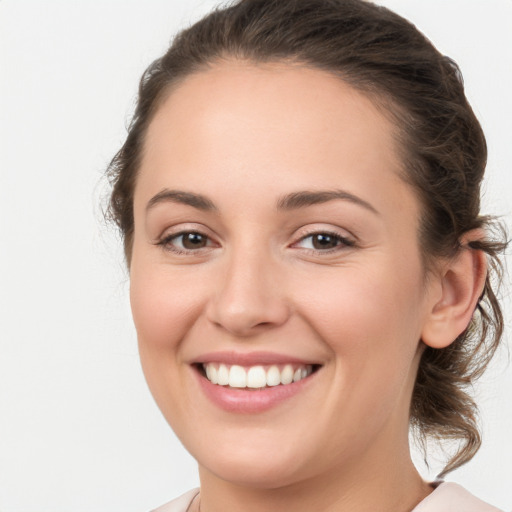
[106,0,507,510]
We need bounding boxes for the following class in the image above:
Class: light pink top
[151,482,504,511]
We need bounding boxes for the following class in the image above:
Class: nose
[206,247,291,337]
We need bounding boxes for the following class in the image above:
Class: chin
[201,455,309,489]
[190,433,316,489]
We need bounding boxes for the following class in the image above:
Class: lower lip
[194,368,317,414]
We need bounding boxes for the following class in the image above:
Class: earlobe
[421,231,487,349]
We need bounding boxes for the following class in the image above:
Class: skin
[129,62,486,512]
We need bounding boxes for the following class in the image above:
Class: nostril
[255,321,272,328]
[207,286,292,330]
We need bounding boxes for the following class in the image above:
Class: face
[130,62,437,488]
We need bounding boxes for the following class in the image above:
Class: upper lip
[193,350,322,366]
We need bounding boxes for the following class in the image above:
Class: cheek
[129,263,205,352]
[300,265,422,343]
[295,259,425,391]
[129,263,208,422]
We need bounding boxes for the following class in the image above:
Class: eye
[294,231,355,251]
[158,231,214,253]
[178,232,209,249]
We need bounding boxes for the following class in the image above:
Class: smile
[202,363,315,389]
[194,355,322,413]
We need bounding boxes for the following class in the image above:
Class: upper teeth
[203,363,313,388]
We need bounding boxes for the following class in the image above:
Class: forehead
[143,61,399,164]
[136,61,416,221]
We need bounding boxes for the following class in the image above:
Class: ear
[421,230,487,349]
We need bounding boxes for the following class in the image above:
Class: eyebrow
[146,188,378,215]
[276,189,379,215]
[146,189,217,212]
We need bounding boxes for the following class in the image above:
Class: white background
[0,1,510,511]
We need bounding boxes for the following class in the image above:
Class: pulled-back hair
[106,0,507,474]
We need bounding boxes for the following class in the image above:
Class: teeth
[247,366,267,388]
[266,366,281,387]
[202,363,314,388]
[206,364,218,384]
[218,364,229,385]
[280,364,294,385]
[229,365,247,388]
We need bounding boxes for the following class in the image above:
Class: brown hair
[106,0,507,474]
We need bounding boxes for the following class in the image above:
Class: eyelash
[157,228,356,256]
[292,230,356,253]
[156,231,215,255]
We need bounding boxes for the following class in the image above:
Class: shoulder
[148,484,504,512]
[413,482,504,512]
[150,488,199,512]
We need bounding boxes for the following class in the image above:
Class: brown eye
[181,232,208,249]
[311,233,340,250]
[158,231,213,253]
[293,231,355,252]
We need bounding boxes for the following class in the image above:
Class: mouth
[191,351,323,413]
[197,362,320,390]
